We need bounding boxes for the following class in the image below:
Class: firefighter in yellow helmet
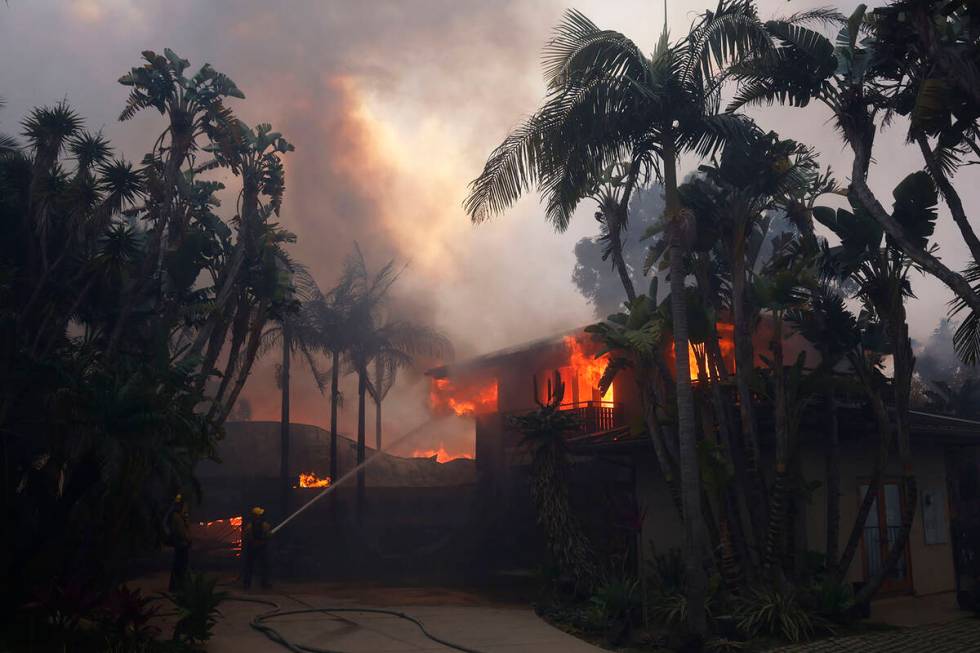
[242,506,272,590]
[167,494,191,591]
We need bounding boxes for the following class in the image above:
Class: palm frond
[543,9,647,92]
[464,109,554,224]
[776,7,846,29]
[950,263,980,365]
[682,0,772,86]
[683,112,758,158]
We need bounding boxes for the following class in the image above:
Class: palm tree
[313,267,361,482]
[257,262,323,518]
[0,98,17,157]
[337,248,400,507]
[465,3,773,630]
[673,132,830,571]
[369,319,452,451]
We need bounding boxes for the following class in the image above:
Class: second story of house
[425,318,822,469]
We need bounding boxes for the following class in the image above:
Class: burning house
[426,326,980,601]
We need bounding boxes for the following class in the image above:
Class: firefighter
[167,494,191,591]
[243,506,272,590]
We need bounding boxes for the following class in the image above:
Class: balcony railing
[559,401,621,435]
[503,401,624,438]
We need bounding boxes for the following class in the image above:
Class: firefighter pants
[169,545,190,591]
[244,544,269,589]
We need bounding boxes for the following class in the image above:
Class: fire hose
[270,418,437,535]
[229,595,487,653]
[237,419,485,652]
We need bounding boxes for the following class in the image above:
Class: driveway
[140,575,602,653]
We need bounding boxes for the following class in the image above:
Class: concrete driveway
[140,575,602,653]
[208,591,602,652]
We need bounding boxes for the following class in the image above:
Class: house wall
[799,438,955,596]
[634,450,686,554]
[630,436,957,597]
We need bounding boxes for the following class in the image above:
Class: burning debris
[296,472,331,488]
[193,516,243,556]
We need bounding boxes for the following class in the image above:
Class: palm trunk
[915,133,980,264]
[825,390,841,565]
[833,359,891,585]
[330,350,340,481]
[640,379,683,518]
[695,262,754,575]
[374,357,383,451]
[280,323,291,519]
[664,141,708,635]
[356,367,367,512]
[731,229,769,546]
[855,317,917,604]
[764,312,788,571]
[217,300,269,425]
[605,207,636,304]
[849,135,980,317]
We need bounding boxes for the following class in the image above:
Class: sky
[2,1,976,456]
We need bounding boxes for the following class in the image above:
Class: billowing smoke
[2,0,975,458]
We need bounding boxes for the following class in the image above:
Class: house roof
[425,327,584,379]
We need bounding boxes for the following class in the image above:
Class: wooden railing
[559,401,621,435]
[503,401,623,437]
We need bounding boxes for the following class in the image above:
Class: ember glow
[194,516,243,557]
[429,377,498,417]
[562,336,614,404]
[296,472,331,488]
[412,443,476,463]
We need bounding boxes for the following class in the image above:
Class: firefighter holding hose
[243,506,272,590]
[166,494,191,591]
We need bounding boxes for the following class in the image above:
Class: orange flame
[296,472,331,488]
[195,515,243,556]
[668,323,736,381]
[411,443,476,463]
[429,377,498,417]
[562,336,614,403]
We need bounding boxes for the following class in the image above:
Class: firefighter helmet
[251,506,265,517]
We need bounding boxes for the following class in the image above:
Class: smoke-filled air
[3,1,980,652]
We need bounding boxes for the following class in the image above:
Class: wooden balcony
[558,401,623,436]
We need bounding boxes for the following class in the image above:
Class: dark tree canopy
[572,184,664,317]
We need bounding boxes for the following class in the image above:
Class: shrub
[810,578,854,619]
[648,547,686,595]
[167,573,227,645]
[734,585,823,643]
[97,585,161,644]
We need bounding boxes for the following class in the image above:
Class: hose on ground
[226,595,487,653]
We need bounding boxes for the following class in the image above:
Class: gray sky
[2,1,976,454]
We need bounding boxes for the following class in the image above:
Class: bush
[809,578,854,619]
[167,573,227,645]
[734,585,824,643]
[588,577,641,643]
[97,585,161,644]
[648,547,686,595]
